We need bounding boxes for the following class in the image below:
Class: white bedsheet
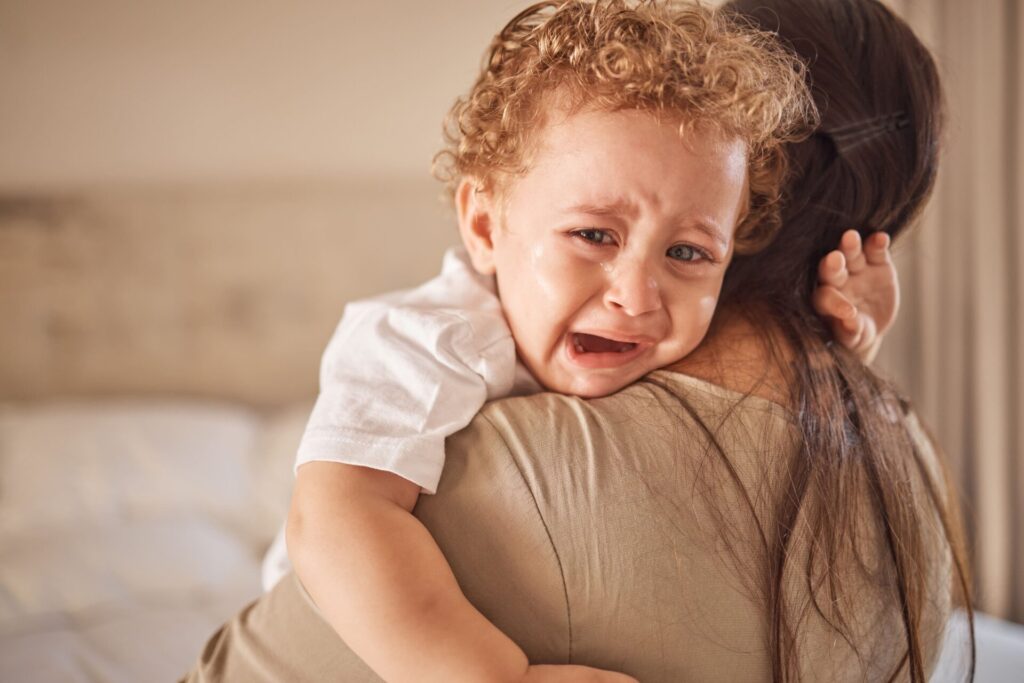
[0,399,1020,682]
[0,400,303,682]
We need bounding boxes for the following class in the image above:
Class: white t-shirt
[261,246,539,590]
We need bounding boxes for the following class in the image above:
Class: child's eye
[573,228,616,246]
[667,244,708,262]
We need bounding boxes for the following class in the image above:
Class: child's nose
[603,258,663,316]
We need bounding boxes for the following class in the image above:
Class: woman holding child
[188,0,973,681]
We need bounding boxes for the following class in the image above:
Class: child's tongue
[574,332,635,353]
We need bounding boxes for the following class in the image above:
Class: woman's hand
[812,229,899,364]
[524,664,639,682]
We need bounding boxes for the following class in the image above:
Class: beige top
[187,370,952,682]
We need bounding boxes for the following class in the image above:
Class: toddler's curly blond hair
[433,0,817,253]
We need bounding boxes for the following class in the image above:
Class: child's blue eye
[574,229,615,245]
[667,244,704,262]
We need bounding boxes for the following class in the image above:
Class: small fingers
[840,229,867,274]
[813,283,857,321]
[839,309,862,333]
[817,250,849,287]
[833,314,865,351]
[863,231,893,266]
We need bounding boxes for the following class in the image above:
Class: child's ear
[455,177,498,275]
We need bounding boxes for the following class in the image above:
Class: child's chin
[552,373,638,399]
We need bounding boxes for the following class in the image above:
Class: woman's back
[438,370,952,681]
[188,369,952,682]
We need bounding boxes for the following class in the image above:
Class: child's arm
[812,229,898,364]
[288,461,637,683]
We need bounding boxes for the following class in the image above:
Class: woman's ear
[455,177,498,275]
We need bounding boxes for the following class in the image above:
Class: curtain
[877,0,1023,623]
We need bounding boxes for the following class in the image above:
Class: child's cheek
[667,291,720,356]
[696,293,717,323]
[686,293,720,345]
[526,241,578,301]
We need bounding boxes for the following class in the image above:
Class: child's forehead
[523,104,740,170]
[501,109,749,229]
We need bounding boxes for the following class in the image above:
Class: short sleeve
[294,248,518,494]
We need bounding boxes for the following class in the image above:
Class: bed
[0,398,302,682]
[0,183,1020,681]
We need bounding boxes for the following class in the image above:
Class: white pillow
[0,400,260,538]
[0,399,270,624]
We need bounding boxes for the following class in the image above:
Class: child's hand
[524,664,639,683]
[812,229,899,365]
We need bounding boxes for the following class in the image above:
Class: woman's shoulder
[478,367,794,444]
[666,311,795,409]
[470,365,801,517]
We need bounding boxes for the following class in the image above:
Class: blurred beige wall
[0,0,524,190]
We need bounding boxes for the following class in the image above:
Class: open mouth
[571,332,638,354]
[565,332,648,370]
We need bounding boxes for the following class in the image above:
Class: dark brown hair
[700,0,974,680]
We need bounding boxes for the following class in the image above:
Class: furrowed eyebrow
[687,220,730,251]
[566,201,729,251]
[566,200,639,221]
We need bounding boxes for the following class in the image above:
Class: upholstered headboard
[0,178,458,407]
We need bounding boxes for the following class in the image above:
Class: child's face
[459,106,749,397]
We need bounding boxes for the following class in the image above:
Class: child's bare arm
[812,229,898,364]
[287,462,637,683]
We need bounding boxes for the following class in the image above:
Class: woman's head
[686,2,970,682]
[721,0,943,311]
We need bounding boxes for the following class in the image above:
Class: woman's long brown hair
[686,0,974,679]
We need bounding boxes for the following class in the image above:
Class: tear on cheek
[698,295,718,318]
